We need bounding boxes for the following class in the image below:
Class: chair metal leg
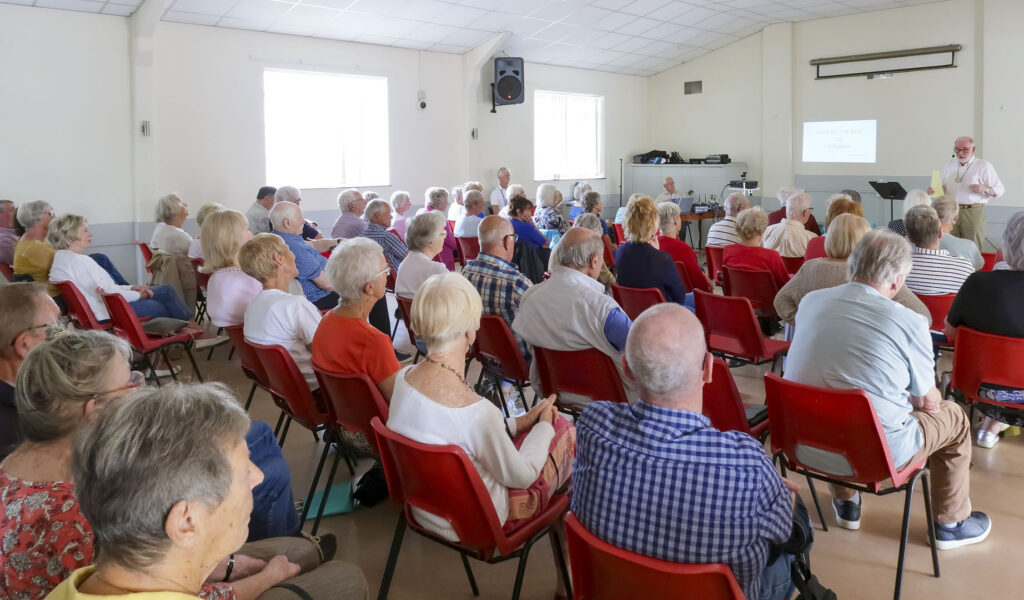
[301,440,333,525]
[920,469,941,577]
[278,417,292,446]
[161,348,178,382]
[805,475,828,532]
[377,514,407,600]
[511,534,539,600]
[894,475,919,600]
[459,553,479,596]
[310,443,342,536]
[244,382,256,411]
[548,528,573,600]
[228,345,235,361]
[273,411,286,437]
[494,380,511,419]
[143,352,161,387]
[184,345,204,382]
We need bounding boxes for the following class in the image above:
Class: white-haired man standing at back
[489,167,511,215]
[762,192,818,257]
[706,192,748,247]
[331,189,368,239]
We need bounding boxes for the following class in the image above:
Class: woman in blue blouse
[614,195,693,311]
[509,196,550,249]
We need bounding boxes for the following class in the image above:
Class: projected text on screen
[802,120,877,163]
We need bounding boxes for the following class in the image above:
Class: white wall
[980,0,1024,206]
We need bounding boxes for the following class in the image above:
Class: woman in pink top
[723,207,791,288]
[200,210,263,328]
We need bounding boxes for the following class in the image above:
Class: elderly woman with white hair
[13,200,59,292]
[313,238,404,400]
[656,201,714,293]
[188,202,226,260]
[945,210,1024,448]
[569,182,592,222]
[389,191,412,240]
[387,272,575,541]
[888,188,932,237]
[395,211,448,298]
[151,193,193,256]
[533,183,569,234]
[415,187,457,270]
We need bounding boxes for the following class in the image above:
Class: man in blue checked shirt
[572,303,802,600]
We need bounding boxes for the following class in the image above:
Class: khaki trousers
[951,205,986,252]
[239,537,369,600]
[831,400,972,525]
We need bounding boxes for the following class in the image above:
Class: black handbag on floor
[770,495,838,600]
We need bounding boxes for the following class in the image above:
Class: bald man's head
[625,304,709,407]
[554,228,602,276]
[478,215,514,261]
[269,201,303,234]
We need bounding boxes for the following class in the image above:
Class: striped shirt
[572,401,792,600]
[462,253,532,356]
[706,215,742,247]
[906,246,974,296]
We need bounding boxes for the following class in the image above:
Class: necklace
[425,357,471,388]
[955,158,974,183]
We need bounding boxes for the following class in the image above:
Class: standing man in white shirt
[932,136,1004,251]
[654,177,682,204]
[489,167,511,215]
[247,186,276,234]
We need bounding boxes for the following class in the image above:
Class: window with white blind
[533,90,604,181]
[263,68,390,188]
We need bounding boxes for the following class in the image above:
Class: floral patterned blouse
[533,206,569,234]
[0,469,234,600]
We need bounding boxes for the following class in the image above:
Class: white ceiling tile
[162,9,221,25]
[592,31,631,50]
[168,0,236,16]
[0,0,36,5]
[620,0,672,16]
[589,0,632,10]
[527,1,577,22]
[644,20,682,40]
[391,37,434,49]
[530,21,577,41]
[695,12,742,31]
[429,42,468,53]
[405,21,461,42]
[613,36,651,54]
[669,4,716,25]
[225,0,294,21]
[442,27,495,47]
[217,16,274,30]
[302,0,357,9]
[562,5,611,26]
[617,16,660,36]
[590,10,637,32]
[456,0,505,9]
[266,22,317,35]
[276,4,342,26]
[687,29,726,47]
[432,4,489,27]
[34,0,103,11]
[496,0,549,16]
[345,0,407,15]
[101,3,136,15]
[660,26,705,44]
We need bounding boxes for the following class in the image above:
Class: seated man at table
[763,192,818,258]
[573,303,800,600]
[785,229,990,548]
[270,201,339,310]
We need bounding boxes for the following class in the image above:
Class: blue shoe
[935,511,991,550]
[832,496,861,530]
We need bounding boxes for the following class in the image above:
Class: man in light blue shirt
[785,230,990,550]
[934,195,984,270]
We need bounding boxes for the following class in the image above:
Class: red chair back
[803,236,827,261]
[702,358,762,438]
[533,346,629,405]
[456,236,481,264]
[602,236,616,268]
[693,289,785,363]
[395,295,420,343]
[135,241,154,274]
[249,341,328,430]
[764,372,909,491]
[781,255,805,275]
[673,261,694,293]
[980,252,997,272]
[384,257,397,294]
[54,280,111,330]
[564,513,744,600]
[610,283,665,321]
[475,315,530,384]
[721,265,780,318]
[190,258,210,290]
[314,367,389,454]
[223,325,270,388]
[705,245,725,283]
[914,293,956,333]
[448,220,456,232]
[0,262,12,282]
[951,326,1024,411]
[613,223,625,245]
[100,291,156,349]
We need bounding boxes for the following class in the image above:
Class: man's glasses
[505,233,519,242]
[11,317,70,345]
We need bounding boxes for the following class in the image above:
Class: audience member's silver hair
[72,382,250,570]
[581,190,602,214]
[46,214,87,250]
[625,304,705,398]
[777,187,800,205]
[554,230,603,269]
[657,201,681,232]
[507,184,526,200]
[785,193,812,219]
[573,182,592,202]
[931,195,958,225]
[389,191,411,211]
[724,192,749,217]
[573,213,603,235]
[824,193,852,211]
[450,186,463,204]
[464,189,485,212]
[1002,210,1024,271]
[275,185,301,204]
[363,191,380,202]
[17,200,52,230]
[425,186,449,210]
[902,189,932,217]
[841,188,863,204]
[269,201,300,231]
[847,229,913,288]
[406,211,445,253]
[904,205,941,247]
[362,199,391,222]
[337,189,362,212]
[497,166,509,178]
[326,237,385,306]
[154,194,183,224]
[536,183,559,209]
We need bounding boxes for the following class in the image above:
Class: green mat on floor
[304,481,354,518]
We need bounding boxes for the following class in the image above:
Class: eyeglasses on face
[504,233,519,242]
[95,371,147,399]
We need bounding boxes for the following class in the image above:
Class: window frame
[533,89,605,182]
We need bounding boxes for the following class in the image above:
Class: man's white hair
[847,229,912,289]
[269,201,301,231]
[785,193,812,218]
[902,189,931,217]
[363,199,391,221]
[497,166,509,178]
[724,192,748,217]
[777,186,800,206]
[275,186,301,204]
[337,189,361,212]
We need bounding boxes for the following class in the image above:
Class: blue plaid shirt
[462,253,532,356]
[272,230,331,303]
[363,223,408,270]
[572,401,792,600]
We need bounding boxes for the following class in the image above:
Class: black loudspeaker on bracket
[491,83,497,114]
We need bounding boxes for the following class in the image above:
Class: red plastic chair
[702,358,769,441]
[135,241,154,275]
[980,252,997,272]
[781,255,805,275]
[474,315,534,416]
[564,513,743,600]
[100,291,204,383]
[222,324,273,411]
[951,326,1024,422]
[395,295,425,361]
[456,236,481,266]
[721,265,781,320]
[693,289,789,372]
[54,280,112,331]
[610,283,665,321]
[705,245,725,285]
[764,373,939,600]
[804,236,827,260]
[613,223,625,245]
[533,346,629,414]
[448,219,456,232]
[371,417,572,600]
[914,294,956,354]
[673,261,694,293]
[0,261,12,282]
[602,236,616,269]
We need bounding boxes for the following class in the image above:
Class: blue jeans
[129,284,192,321]
[88,253,128,286]
[247,421,301,540]
[757,510,813,600]
[681,292,696,313]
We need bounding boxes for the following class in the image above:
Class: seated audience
[389,191,412,240]
[246,185,276,234]
[763,192,818,258]
[933,195,984,270]
[614,195,690,309]
[331,189,368,239]
[723,207,791,288]
[513,228,636,404]
[841,188,875,227]
[362,198,408,270]
[804,195,863,260]
[506,183,526,202]
[454,190,486,237]
[150,193,193,256]
[199,209,261,328]
[270,202,338,310]
[0,199,15,264]
[241,233,323,389]
[888,188,932,237]
[571,215,614,294]
[579,190,613,240]
[786,230,990,547]
[44,378,366,599]
[462,216,533,356]
[573,303,801,600]
[904,205,974,295]
[614,193,646,224]
[508,196,549,249]
[769,187,821,235]
[569,182,592,222]
[275,185,323,241]
[656,201,714,292]
[0,282,60,460]
[420,187,457,270]
[388,273,575,541]
[706,192,748,247]
[463,180,485,194]
[447,186,465,221]
[13,201,59,293]
[395,211,448,298]
[533,183,569,234]
[945,211,1024,448]
[313,238,403,400]
[775,214,928,327]
[188,202,226,259]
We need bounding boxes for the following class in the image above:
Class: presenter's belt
[959,203,985,209]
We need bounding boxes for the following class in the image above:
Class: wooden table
[680,209,725,249]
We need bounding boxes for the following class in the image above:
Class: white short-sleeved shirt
[395,251,447,298]
[454,215,483,238]
[49,250,139,321]
[490,186,508,209]
[150,222,193,256]
[243,289,322,389]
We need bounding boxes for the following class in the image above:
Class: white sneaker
[153,365,182,378]
[977,430,1000,449]
[194,335,229,350]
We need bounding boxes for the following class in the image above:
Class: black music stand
[868,181,908,223]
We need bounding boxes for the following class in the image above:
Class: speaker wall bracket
[490,83,497,114]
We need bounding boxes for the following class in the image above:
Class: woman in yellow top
[13,201,57,294]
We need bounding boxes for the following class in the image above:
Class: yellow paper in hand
[930,170,944,198]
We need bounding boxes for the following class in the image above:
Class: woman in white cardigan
[386,272,575,542]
